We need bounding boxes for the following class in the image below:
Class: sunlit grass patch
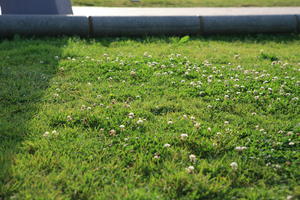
[0,35,299,199]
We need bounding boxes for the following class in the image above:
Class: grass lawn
[72,0,300,7]
[0,35,300,199]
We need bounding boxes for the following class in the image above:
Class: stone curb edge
[0,14,299,37]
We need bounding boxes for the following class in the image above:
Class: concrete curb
[296,15,300,33]
[92,16,200,36]
[0,14,299,37]
[0,15,88,37]
[202,15,298,34]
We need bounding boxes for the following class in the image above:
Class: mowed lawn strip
[0,35,299,199]
[73,0,300,7]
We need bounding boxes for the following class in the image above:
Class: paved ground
[73,7,300,16]
[1,7,300,16]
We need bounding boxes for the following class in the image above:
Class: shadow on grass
[92,33,300,47]
[0,36,67,198]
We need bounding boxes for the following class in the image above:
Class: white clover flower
[180,134,188,140]
[164,143,171,148]
[52,130,59,136]
[124,103,131,108]
[230,162,238,170]
[190,81,196,86]
[128,112,135,119]
[109,129,116,136]
[207,127,212,132]
[190,116,195,121]
[167,120,173,125]
[189,154,197,162]
[43,131,50,137]
[194,123,200,129]
[235,146,247,152]
[186,166,195,173]
[289,142,295,146]
[274,164,281,169]
[119,125,125,131]
[234,54,240,59]
[153,155,160,159]
[277,130,284,134]
[130,71,136,76]
[183,115,188,119]
[287,131,293,136]
[67,115,73,121]
[137,118,144,124]
[286,195,293,200]
[224,121,229,125]
[111,99,117,104]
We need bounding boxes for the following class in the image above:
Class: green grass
[1,35,300,200]
[72,0,300,7]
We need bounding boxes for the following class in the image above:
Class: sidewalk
[72,7,300,16]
